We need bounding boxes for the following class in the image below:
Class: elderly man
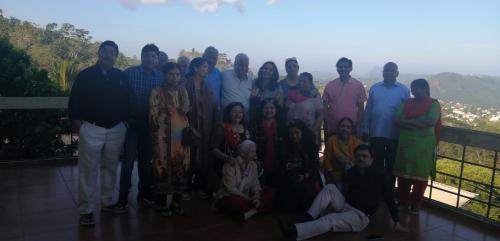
[362,62,410,185]
[323,57,367,135]
[221,53,254,118]
[108,44,163,212]
[203,46,222,108]
[280,144,407,240]
[177,55,190,76]
[68,40,131,226]
[177,55,190,85]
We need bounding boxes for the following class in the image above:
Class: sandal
[171,202,185,216]
[159,208,173,217]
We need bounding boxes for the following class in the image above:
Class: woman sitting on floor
[281,120,320,211]
[323,117,362,190]
[215,140,274,221]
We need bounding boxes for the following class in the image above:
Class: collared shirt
[322,77,367,132]
[362,81,410,139]
[221,69,255,117]
[206,67,222,108]
[68,64,131,128]
[124,65,163,121]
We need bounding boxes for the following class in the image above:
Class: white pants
[78,121,126,214]
[295,184,370,240]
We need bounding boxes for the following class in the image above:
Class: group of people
[68,40,442,240]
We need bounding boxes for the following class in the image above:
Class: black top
[344,166,399,222]
[68,64,132,128]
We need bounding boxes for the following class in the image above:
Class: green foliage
[0,37,68,159]
[0,10,139,94]
[435,158,500,222]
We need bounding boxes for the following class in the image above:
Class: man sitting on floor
[280,144,407,240]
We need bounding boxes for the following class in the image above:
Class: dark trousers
[370,137,398,186]
[118,123,152,204]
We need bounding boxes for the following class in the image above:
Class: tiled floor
[1,162,499,241]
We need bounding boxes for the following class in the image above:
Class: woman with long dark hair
[249,61,284,124]
[184,57,218,199]
[281,120,320,210]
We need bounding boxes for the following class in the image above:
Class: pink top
[322,77,367,133]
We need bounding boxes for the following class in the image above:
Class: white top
[221,69,255,118]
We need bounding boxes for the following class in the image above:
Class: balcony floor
[1,162,499,241]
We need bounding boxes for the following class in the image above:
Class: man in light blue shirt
[362,62,410,181]
[221,53,254,119]
[203,46,222,109]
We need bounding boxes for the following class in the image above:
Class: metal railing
[428,126,499,225]
[1,97,499,225]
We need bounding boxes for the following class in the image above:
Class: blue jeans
[118,122,152,203]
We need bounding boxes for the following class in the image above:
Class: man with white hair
[221,53,254,119]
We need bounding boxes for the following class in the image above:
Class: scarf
[222,123,241,152]
[287,90,310,104]
[404,97,442,144]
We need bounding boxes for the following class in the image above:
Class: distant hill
[316,71,500,108]
[425,73,500,108]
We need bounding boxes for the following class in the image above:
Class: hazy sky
[2,0,500,76]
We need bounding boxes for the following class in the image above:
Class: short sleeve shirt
[323,77,367,132]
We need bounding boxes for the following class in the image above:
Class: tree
[0,37,67,159]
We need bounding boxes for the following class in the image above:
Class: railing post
[486,151,498,218]
[456,145,467,209]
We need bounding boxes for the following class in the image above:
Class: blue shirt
[206,67,222,108]
[124,65,163,121]
[362,81,410,139]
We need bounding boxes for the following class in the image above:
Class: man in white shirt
[221,53,254,119]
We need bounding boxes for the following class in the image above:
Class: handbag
[182,126,200,147]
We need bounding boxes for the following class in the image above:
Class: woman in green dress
[393,78,441,213]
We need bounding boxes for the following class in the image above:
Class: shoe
[79,213,95,226]
[398,203,410,211]
[409,205,420,214]
[181,192,192,201]
[102,203,128,214]
[171,202,185,216]
[158,207,173,217]
[137,194,155,206]
[278,219,297,240]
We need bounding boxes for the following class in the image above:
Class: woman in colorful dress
[249,61,284,124]
[184,57,219,199]
[149,62,190,216]
[286,72,324,144]
[323,117,362,190]
[393,78,442,213]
